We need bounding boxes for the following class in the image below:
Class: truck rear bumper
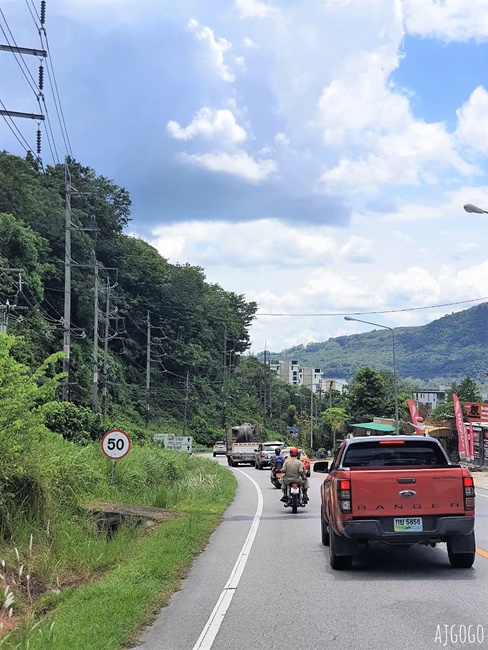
[342,516,474,544]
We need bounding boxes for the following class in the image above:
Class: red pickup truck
[314,436,475,570]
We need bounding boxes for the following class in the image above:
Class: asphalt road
[134,457,488,650]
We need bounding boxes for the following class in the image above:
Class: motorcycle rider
[270,447,284,471]
[270,447,284,485]
[280,447,309,503]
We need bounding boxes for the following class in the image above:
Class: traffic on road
[134,453,488,650]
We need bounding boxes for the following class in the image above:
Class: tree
[321,407,348,452]
[346,366,387,423]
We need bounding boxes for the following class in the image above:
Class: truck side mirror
[314,461,329,473]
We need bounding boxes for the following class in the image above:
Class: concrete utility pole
[92,256,99,412]
[0,43,46,159]
[183,370,190,436]
[62,162,72,400]
[102,277,111,420]
[310,373,313,449]
[0,269,27,333]
[145,311,151,428]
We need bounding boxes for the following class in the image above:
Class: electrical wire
[256,297,488,317]
[0,11,38,95]
[0,99,35,153]
[38,30,72,157]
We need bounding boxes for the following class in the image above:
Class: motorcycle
[283,482,308,514]
[270,465,282,489]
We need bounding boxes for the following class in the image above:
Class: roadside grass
[0,450,236,650]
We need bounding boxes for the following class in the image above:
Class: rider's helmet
[289,447,299,457]
[275,448,281,455]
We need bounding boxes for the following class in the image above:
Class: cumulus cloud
[167,107,247,143]
[274,132,290,147]
[181,151,276,183]
[235,0,278,20]
[404,0,488,42]
[456,86,488,155]
[187,18,237,82]
[340,236,374,263]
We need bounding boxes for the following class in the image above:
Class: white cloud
[404,0,488,42]
[167,107,247,143]
[181,151,276,183]
[235,0,278,20]
[274,132,290,147]
[340,236,374,263]
[243,36,257,48]
[187,19,236,82]
[456,86,488,155]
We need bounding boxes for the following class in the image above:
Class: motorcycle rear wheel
[291,493,298,514]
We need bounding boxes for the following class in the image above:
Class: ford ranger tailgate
[349,468,466,517]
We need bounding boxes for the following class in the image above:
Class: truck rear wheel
[447,533,475,568]
[321,512,329,546]
[329,529,352,570]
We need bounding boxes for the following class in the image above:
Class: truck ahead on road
[226,423,263,467]
[315,436,476,570]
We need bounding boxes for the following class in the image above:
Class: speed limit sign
[101,429,131,460]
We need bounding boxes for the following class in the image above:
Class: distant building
[267,359,348,394]
[413,389,446,418]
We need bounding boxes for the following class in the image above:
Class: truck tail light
[337,479,351,513]
[463,476,475,511]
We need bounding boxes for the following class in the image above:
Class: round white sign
[101,429,131,460]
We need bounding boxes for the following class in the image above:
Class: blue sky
[1,0,487,355]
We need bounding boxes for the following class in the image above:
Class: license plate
[394,517,423,532]
[290,486,299,494]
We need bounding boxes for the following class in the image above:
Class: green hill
[269,303,488,383]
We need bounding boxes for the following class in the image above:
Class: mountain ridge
[265,303,488,383]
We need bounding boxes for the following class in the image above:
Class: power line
[256,297,488,317]
[0,99,35,152]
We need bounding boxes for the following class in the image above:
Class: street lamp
[464,204,488,214]
[344,316,400,435]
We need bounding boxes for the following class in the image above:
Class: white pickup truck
[226,423,263,467]
[254,441,285,469]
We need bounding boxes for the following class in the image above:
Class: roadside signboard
[101,429,131,460]
[163,435,192,453]
[153,434,166,441]
[288,426,299,439]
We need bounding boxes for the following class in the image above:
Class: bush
[43,402,105,445]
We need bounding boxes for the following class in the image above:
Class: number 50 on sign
[101,430,131,460]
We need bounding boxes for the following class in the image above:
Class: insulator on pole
[40,1,46,25]
[38,65,44,91]
[36,128,42,155]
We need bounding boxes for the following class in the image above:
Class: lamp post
[344,316,400,435]
[464,203,488,214]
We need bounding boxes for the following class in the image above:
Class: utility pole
[221,324,227,432]
[310,372,314,450]
[101,277,111,420]
[0,269,27,333]
[183,370,190,436]
[0,45,46,162]
[263,348,267,435]
[62,162,72,400]
[145,311,151,428]
[92,256,99,412]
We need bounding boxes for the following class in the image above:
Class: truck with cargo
[314,436,476,570]
[226,423,263,467]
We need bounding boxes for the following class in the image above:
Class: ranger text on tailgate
[314,436,476,570]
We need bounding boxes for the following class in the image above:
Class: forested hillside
[274,302,488,383]
[0,152,261,443]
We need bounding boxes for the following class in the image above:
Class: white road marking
[192,469,263,650]
[475,490,488,498]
